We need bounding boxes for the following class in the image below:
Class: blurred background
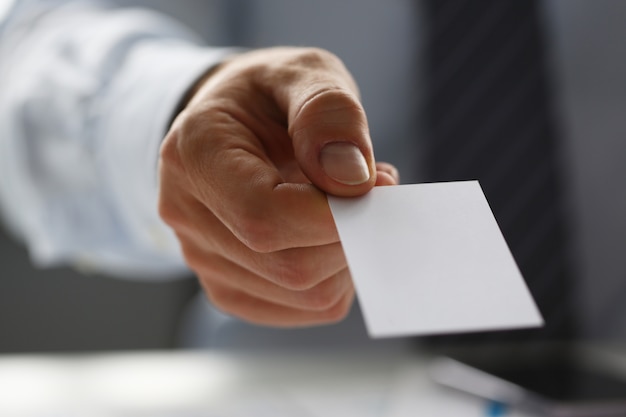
[1,0,625,353]
[0,227,198,352]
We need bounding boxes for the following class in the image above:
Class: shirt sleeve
[0,0,238,279]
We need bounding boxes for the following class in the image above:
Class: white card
[328,181,543,338]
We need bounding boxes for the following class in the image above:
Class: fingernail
[320,142,370,185]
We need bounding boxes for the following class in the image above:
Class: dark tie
[420,0,576,341]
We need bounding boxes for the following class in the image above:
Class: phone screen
[441,345,626,404]
[491,365,626,402]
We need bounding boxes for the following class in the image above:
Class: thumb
[278,50,376,197]
[291,89,376,197]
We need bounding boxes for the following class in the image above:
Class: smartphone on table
[429,344,626,416]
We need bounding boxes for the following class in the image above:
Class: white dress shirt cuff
[93,43,239,277]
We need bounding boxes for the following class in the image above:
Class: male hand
[158,47,399,327]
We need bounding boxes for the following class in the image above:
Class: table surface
[2,344,626,417]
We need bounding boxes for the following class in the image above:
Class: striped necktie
[420,0,576,340]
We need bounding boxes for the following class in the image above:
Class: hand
[158,47,399,327]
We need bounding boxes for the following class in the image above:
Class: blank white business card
[328,181,543,338]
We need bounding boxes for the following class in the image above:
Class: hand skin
[158,47,399,327]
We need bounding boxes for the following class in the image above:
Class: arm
[0,0,236,278]
[0,1,400,326]
[159,47,399,326]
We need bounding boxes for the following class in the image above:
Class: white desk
[0,348,547,417]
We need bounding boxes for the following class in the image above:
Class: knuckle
[322,297,352,323]
[272,252,318,291]
[179,245,205,272]
[302,286,341,311]
[277,266,311,292]
[292,87,365,136]
[159,129,183,169]
[157,198,183,228]
[231,210,281,253]
[178,108,213,139]
[309,87,363,114]
[233,219,273,253]
[290,47,340,69]
[263,47,344,87]
[163,108,222,171]
[203,285,239,315]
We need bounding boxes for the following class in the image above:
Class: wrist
[171,53,242,125]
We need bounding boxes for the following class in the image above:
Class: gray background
[1,0,625,352]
